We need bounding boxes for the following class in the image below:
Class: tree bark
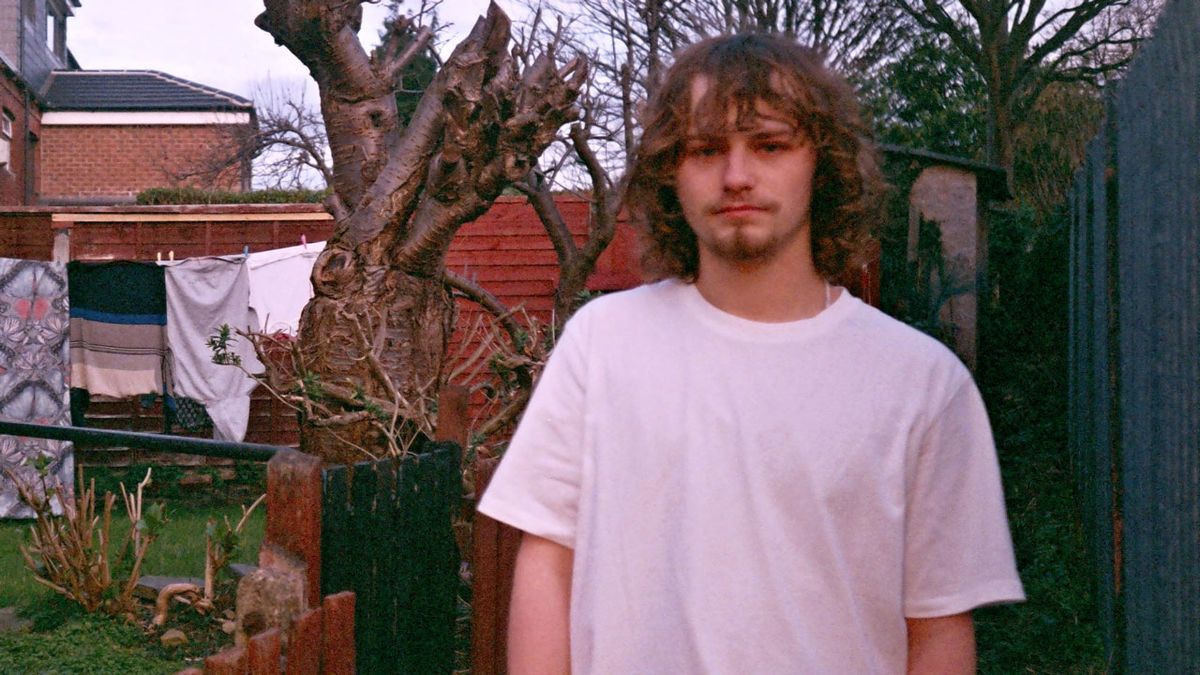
[257,0,584,463]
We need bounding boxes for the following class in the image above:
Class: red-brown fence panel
[246,628,281,675]
[287,607,323,675]
[204,645,247,674]
[471,456,522,675]
[321,591,356,675]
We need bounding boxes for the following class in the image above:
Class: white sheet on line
[247,240,326,336]
[162,256,263,442]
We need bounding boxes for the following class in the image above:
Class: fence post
[436,384,470,448]
[472,457,521,675]
[262,448,323,609]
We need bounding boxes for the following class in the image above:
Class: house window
[46,9,66,57]
[0,110,13,170]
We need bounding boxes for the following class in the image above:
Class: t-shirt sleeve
[475,311,590,549]
[903,377,1026,617]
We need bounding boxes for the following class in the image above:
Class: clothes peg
[168,250,175,262]
[156,251,162,263]
[300,234,307,250]
[243,245,250,258]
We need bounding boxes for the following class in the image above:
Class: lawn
[0,471,265,674]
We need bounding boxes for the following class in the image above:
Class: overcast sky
[67,0,530,101]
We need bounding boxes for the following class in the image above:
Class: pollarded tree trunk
[256,1,584,463]
[296,260,454,464]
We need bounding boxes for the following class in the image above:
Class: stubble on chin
[706,224,793,266]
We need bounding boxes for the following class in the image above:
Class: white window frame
[0,110,14,170]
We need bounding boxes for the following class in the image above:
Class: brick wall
[39,124,248,202]
[0,66,38,205]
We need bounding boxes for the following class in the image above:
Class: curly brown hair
[624,33,886,281]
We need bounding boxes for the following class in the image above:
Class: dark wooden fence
[1068,1,1199,671]
[321,443,461,674]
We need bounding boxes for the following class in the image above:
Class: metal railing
[0,419,282,462]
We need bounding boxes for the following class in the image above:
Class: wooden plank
[203,645,247,675]
[436,385,470,449]
[246,627,281,675]
[471,459,502,675]
[320,465,353,596]
[371,458,400,672]
[286,607,322,675]
[349,461,383,674]
[322,591,356,675]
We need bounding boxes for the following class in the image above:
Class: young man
[478,33,1024,674]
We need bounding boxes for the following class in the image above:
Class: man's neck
[693,245,831,323]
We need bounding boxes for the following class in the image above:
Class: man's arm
[906,612,976,674]
[508,532,574,675]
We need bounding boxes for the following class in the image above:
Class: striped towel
[67,261,169,398]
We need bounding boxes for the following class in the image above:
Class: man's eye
[758,142,790,153]
[687,144,722,157]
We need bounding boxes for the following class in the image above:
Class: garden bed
[0,466,266,673]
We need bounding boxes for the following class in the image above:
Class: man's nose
[722,144,753,191]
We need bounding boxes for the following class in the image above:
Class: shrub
[135,187,329,205]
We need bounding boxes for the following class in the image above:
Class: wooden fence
[1068,0,1199,671]
[320,444,461,674]
[184,448,356,674]
[185,387,465,674]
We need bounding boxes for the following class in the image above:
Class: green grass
[0,610,183,674]
[0,494,265,673]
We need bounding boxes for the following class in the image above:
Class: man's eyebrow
[748,128,799,137]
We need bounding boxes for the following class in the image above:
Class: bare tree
[887,0,1164,170]
[169,79,331,191]
[254,0,585,463]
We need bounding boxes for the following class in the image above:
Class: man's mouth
[713,203,766,215]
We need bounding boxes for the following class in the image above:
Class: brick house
[0,0,254,206]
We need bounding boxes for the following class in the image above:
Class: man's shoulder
[571,279,685,323]
[839,298,971,382]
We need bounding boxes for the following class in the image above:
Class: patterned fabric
[67,261,169,398]
[0,258,72,518]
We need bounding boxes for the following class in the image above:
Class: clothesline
[68,240,326,444]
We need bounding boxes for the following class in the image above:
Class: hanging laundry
[0,258,72,518]
[67,261,169,398]
[246,240,326,335]
[163,256,263,442]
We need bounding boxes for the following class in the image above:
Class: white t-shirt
[478,279,1025,674]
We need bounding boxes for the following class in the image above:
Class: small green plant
[206,324,243,367]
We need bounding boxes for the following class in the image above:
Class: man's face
[674,77,818,269]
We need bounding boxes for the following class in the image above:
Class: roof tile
[42,70,253,112]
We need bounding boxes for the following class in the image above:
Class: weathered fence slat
[350,461,384,673]
[286,607,323,675]
[471,456,522,675]
[321,591,357,675]
[204,645,247,675]
[320,465,352,599]
[247,627,282,675]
